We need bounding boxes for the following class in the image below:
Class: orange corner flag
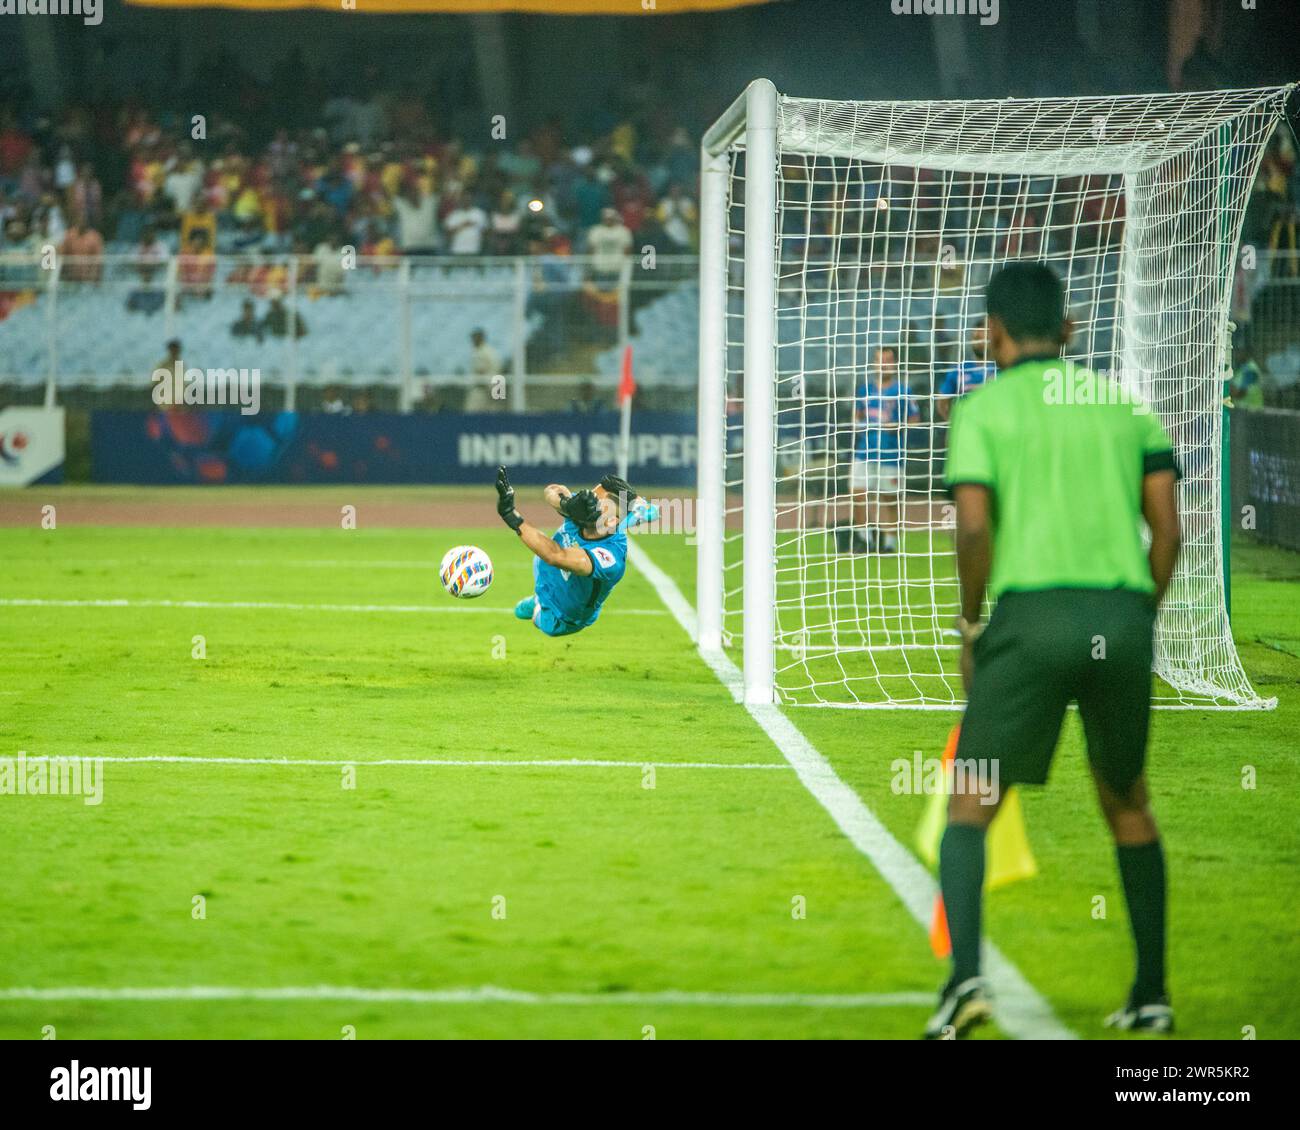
[618,345,636,405]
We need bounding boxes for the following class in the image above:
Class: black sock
[939,823,987,985]
[1116,840,1167,1003]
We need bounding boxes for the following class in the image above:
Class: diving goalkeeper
[495,465,634,637]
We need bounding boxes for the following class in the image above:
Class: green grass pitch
[0,489,1296,1039]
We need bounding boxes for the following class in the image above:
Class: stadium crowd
[0,44,1295,409]
[0,75,701,271]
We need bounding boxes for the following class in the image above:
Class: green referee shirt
[945,356,1180,599]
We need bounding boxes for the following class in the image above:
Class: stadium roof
[124,0,774,12]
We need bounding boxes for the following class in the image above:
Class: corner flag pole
[617,344,635,481]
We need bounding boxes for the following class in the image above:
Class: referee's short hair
[986,261,1066,341]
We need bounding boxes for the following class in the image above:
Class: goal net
[696,80,1294,710]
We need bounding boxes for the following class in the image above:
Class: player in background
[1228,338,1265,408]
[847,345,919,554]
[495,466,635,637]
[934,324,996,423]
[927,262,1182,1039]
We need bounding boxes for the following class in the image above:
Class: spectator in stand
[53,145,77,192]
[125,225,169,314]
[68,163,103,228]
[464,328,506,413]
[1258,134,1297,271]
[314,158,356,218]
[134,225,168,283]
[489,190,524,255]
[656,182,697,251]
[321,385,349,414]
[392,181,439,253]
[178,228,216,301]
[296,196,337,252]
[312,232,346,295]
[262,293,307,338]
[1230,341,1266,408]
[37,192,68,248]
[587,206,632,286]
[526,227,576,365]
[444,190,488,255]
[154,338,183,383]
[416,383,451,414]
[570,381,605,415]
[612,162,653,235]
[0,110,34,181]
[180,197,218,253]
[60,215,105,282]
[573,164,610,231]
[231,299,263,343]
[230,177,264,228]
[17,153,46,205]
[163,145,204,213]
[2,215,36,255]
[360,221,397,263]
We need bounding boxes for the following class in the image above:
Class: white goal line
[629,541,1077,1040]
[0,985,931,1008]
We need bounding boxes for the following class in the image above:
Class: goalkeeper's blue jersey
[533,519,628,628]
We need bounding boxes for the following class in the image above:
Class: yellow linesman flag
[916,724,1037,957]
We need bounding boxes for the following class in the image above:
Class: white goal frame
[697,78,1293,709]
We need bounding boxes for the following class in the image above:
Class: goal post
[698,79,1294,710]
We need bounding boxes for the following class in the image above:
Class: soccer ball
[439,545,493,599]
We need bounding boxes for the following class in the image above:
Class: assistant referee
[925,261,1183,1039]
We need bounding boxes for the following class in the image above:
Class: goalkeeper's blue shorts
[531,600,587,638]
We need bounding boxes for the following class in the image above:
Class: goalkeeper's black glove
[495,465,524,533]
[559,488,602,529]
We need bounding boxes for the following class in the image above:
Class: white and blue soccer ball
[439,545,494,599]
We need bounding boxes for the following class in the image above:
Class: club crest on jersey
[591,546,616,568]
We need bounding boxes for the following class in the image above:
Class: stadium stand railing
[0,253,702,413]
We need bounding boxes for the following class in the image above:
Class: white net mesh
[716,85,1293,709]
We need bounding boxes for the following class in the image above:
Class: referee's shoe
[922,975,992,1039]
[1104,994,1175,1034]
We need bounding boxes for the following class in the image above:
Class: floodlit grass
[0,495,1295,1039]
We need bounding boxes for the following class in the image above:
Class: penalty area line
[628,542,1077,1042]
[0,597,667,616]
[0,986,931,1008]
[17,755,791,771]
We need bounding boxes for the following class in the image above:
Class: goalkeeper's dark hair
[985,261,1066,342]
[599,474,637,512]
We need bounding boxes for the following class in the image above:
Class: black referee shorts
[956,588,1157,796]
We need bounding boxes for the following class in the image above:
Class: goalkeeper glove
[559,488,602,528]
[495,466,524,532]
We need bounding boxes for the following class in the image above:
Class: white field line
[6,558,441,570]
[0,597,666,616]
[0,985,930,1008]
[17,755,788,771]
[628,542,1077,1042]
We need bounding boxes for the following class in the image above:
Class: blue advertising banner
[91,410,698,486]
